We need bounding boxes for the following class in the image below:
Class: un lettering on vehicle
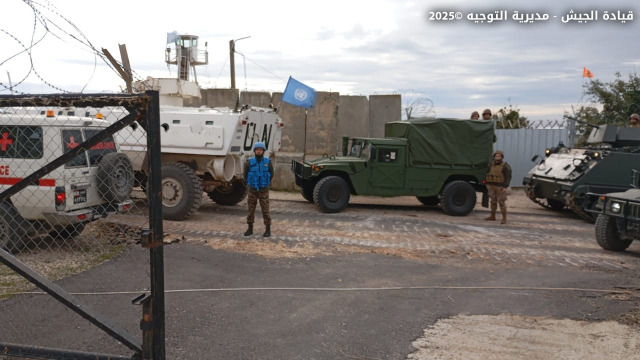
[243,122,273,151]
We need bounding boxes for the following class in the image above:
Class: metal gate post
[145,90,165,360]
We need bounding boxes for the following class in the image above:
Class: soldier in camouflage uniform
[482,108,492,120]
[484,150,512,224]
[243,142,274,237]
[629,113,640,128]
[470,111,480,120]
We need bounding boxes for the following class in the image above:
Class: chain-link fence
[0,93,164,359]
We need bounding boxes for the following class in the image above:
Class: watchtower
[165,33,208,83]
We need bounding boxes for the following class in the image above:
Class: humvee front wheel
[595,214,632,251]
[208,179,248,206]
[300,181,314,203]
[0,202,26,252]
[313,176,350,213]
[161,163,203,221]
[441,181,476,216]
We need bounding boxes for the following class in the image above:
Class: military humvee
[291,119,494,215]
[583,170,640,251]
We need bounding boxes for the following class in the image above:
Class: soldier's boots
[244,223,253,236]
[501,209,507,224]
[485,205,497,221]
[263,225,271,237]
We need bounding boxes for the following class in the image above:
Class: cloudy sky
[1,0,638,120]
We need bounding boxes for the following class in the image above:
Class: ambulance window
[85,129,116,166]
[0,126,43,159]
[62,129,88,167]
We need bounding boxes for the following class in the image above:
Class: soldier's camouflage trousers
[247,189,271,225]
[486,184,507,211]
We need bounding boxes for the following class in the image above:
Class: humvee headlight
[545,149,551,156]
[610,202,622,213]
[593,152,599,158]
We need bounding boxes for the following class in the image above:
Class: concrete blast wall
[369,94,401,138]
[195,88,401,190]
[337,95,369,149]
[305,92,340,155]
[240,91,272,108]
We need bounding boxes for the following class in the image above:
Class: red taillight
[76,214,87,221]
[122,203,131,212]
[55,190,66,205]
[241,120,247,125]
[482,180,487,184]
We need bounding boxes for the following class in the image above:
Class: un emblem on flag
[294,89,308,101]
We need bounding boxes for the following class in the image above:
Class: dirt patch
[0,220,139,297]
[409,314,640,360]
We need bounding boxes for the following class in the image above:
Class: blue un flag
[282,77,317,108]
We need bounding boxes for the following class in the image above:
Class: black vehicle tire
[161,163,203,221]
[417,196,439,206]
[49,223,86,240]
[97,153,134,203]
[300,181,315,203]
[313,176,350,213]
[208,179,248,206]
[595,214,632,251]
[0,202,26,252]
[546,198,565,211]
[441,181,477,216]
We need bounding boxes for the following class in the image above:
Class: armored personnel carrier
[522,124,640,220]
[99,34,283,220]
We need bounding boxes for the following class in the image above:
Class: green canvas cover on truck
[384,118,494,167]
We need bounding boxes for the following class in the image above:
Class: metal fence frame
[0,91,164,360]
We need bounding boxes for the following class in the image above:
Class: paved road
[1,191,640,359]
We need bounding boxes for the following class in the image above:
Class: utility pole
[229,36,251,89]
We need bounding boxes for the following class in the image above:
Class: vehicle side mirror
[531,155,539,162]
[632,169,640,188]
[370,146,377,161]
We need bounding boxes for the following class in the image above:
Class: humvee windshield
[347,139,370,159]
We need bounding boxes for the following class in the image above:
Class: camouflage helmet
[493,150,504,158]
[470,111,480,119]
[482,108,492,116]
[631,113,640,121]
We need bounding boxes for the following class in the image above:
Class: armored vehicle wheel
[49,223,86,240]
[208,179,248,206]
[417,196,439,206]
[546,198,565,211]
[595,214,632,251]
[441,181,476,216]
[161,163,203,221]
[300,182,314,203]
[313,176,350,213]
[0,202,27,252]
[97,153,134,203]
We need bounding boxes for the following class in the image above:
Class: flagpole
[303,109,308,160]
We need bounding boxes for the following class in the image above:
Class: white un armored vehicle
[101,34,283,220]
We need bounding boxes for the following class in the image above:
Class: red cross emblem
[0,132,13,151]
[66,136,79,149]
